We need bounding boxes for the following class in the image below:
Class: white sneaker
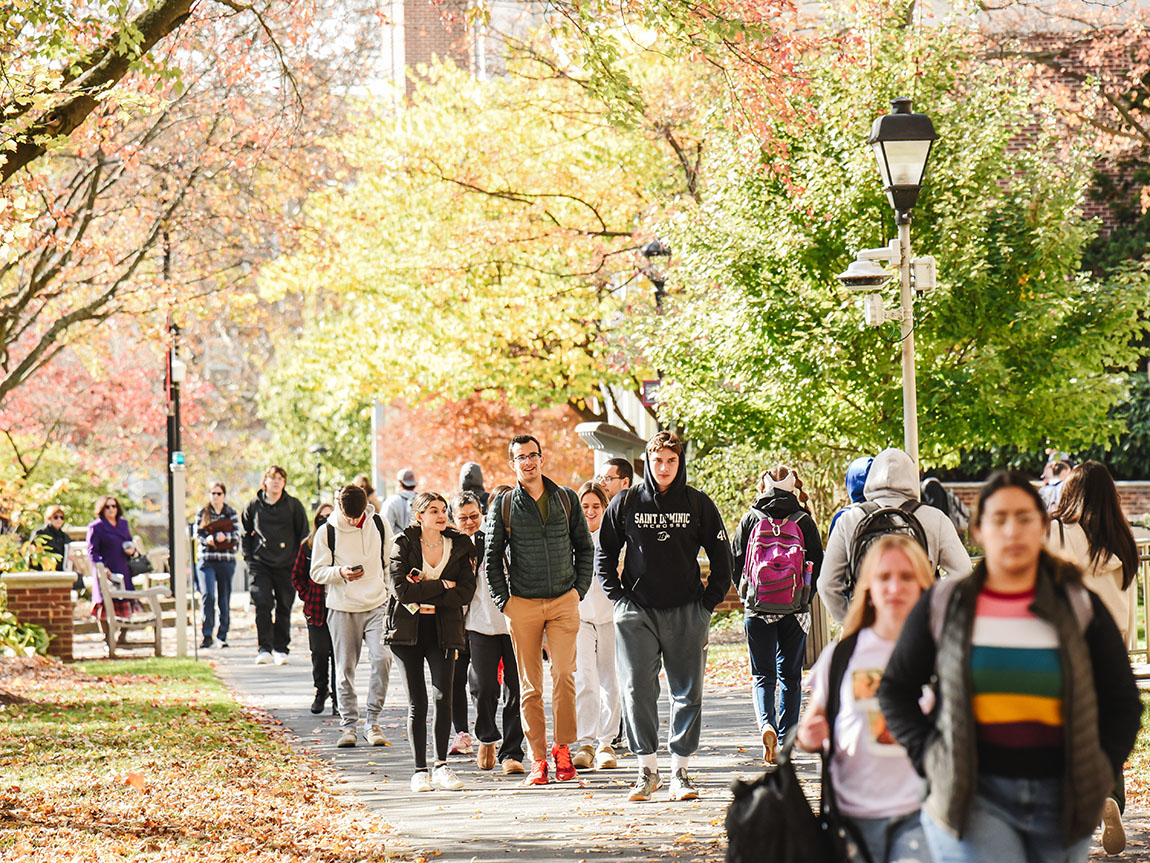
[411,771,433,792]
[272,651,289,666]
[336,728,356,748]
[431,764,464,791]
[254,651,273,665]
[668,768,699,801]
[364,724,390,746]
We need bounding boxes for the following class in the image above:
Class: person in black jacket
[596,431,733,803]
[877,471,1141,862]
[730,466,823,766]
[32,505,73,587]
[241,465,308,666]
[387,491,477,793]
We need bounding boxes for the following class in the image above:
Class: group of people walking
[47,431,1145,861]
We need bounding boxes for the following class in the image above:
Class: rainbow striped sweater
[970,586,1064,778]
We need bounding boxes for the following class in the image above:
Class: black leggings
[452,648,470,733]
[391,615,456,770]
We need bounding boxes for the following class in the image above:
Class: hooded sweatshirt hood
[863,448,920,505]
[752,488,803,519]
[595,446,733,611]
[845,456,874,504]
[460,462,486,492]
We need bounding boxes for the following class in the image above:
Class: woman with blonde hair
[797,535,935,863]
[731,464,823,765]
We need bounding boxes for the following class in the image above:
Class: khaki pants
[503,589,580,761]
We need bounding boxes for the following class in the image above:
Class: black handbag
[726,734,831,863]
[127,552,154,578]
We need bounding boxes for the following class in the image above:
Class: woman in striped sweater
[878,471,1142,863]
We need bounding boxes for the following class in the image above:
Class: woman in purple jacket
[87,495,137,620]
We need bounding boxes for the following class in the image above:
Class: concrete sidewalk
[77,594,1146,861]
[208,600,808,863]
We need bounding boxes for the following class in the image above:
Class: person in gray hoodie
[819,448,972,623]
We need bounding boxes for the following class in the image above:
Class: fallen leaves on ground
[0,656,402,862]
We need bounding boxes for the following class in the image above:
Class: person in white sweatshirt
[310,484,393,748]
[572,481,622,771]
[819,448,972,623]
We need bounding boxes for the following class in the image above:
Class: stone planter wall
[1,572,75,660]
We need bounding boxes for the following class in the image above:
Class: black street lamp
[868,97,939,222]
[308,443,328,509]
[640,239,671,310]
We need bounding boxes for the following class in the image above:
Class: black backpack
[845,501,929,601]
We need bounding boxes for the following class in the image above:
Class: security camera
[835,258,894,291]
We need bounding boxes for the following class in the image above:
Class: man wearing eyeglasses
[597,458,634,501]
[483,433,594,787]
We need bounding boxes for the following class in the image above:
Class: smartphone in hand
[407,568,423,583]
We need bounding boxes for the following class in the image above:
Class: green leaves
[646,5,1150,476]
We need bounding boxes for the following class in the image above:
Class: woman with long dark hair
[731,465,824,765]
[387,491,476,792]
[878,471,1141,863]
[194,481,240,649]
[1049,461,1139,646]
[291,503,338,715]
[1048,460,1140,854]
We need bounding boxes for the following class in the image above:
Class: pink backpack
[741,511,810,614]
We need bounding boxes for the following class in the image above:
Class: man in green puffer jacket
[483,433,594,787]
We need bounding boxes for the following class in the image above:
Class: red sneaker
[552,743,577,782]
[525,759,549,786]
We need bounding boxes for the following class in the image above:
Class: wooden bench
[93,563,171,658]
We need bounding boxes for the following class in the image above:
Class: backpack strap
[820,632,875,863]
[899,499,921,515]
[326,522,336,567]
[557,486,573,526]
[373,514,387,569]
[502,491,512,539]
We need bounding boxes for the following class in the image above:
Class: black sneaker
[218,639,228,648]
[310,691,326,715]
[200,637,213,649]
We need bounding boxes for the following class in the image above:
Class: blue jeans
[197,558,235,642]
[745,613,806,736]
[922,776,1091,863]
[847,812,932,863]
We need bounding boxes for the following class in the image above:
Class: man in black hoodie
[595,432,732,803]
[241,465,308,666]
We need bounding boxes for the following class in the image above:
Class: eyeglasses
[512,453,543,464]
[49,514,64,521]
[103,504,118,511]
[599,473,621,483]
[211,491,224,496]
[456,514,482,523]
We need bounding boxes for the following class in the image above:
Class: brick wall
[945,481,1150,521]
[403,0,470,96]
[1,572,74,660]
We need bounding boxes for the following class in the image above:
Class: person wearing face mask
[291,503,338,716]
[797,535,936,863]
[387,491,477,792]
[878,471,1142,863]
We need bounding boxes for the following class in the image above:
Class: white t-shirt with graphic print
[807,626,928,820]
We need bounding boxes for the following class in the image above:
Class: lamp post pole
[867,97,937,468]
[897,217,918,464]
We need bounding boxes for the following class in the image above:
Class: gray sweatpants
[613,598,711,758]
[328,606,392,730]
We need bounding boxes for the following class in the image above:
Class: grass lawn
[0,656,396,862]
